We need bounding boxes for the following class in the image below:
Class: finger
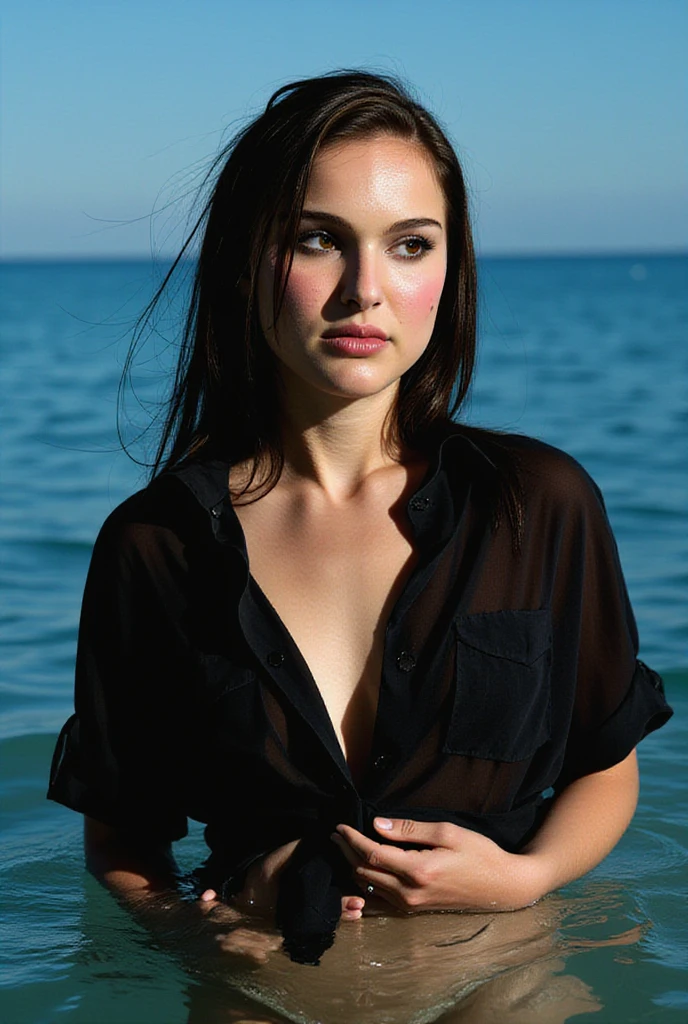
[351,867,417,912]
[331,835,392,909]
[198,892,244,925]
[341,895,365,921]
[215,927,281,963]
[354,863,407,893]
[331,831,364,869]
[373,817,461,849]
[332,830,415,906]
[333,824,367,847]
[342,895,365,911]
[355,864,445,913]
[335,824,417,882]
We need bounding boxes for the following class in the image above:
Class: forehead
[304,134,446,219]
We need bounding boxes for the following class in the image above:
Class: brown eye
[298,231,337,253]
[389,236,434,259]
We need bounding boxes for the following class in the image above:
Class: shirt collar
[166,459,245,552]
[405,426,495,550]
[167,426,494,552]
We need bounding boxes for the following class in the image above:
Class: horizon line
[1,246,686,264]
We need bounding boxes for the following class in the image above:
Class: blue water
[1,254,686,1023]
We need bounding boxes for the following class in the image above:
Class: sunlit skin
[211,135,451,921]
[257,134,448,409]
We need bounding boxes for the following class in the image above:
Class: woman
[48,71,672,970]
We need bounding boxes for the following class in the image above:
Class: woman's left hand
[332,818,542,913]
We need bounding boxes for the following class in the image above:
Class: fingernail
[375,817,393,830]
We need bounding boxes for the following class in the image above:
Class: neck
[278,378,402,501]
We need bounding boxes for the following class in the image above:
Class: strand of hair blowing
[126,72,485,498]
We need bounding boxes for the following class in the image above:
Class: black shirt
[48,428,672,963]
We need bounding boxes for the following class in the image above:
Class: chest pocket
[443,609,552,763]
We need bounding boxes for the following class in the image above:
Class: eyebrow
[300,210,444,233]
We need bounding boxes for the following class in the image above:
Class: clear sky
[2,0,686,257]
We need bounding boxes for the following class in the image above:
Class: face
[257,134,448,404]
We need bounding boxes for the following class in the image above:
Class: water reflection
[173,885,644,1024]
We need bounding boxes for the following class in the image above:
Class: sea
[1,253,686,1024]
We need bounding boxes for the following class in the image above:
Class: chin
[318,370,401,401]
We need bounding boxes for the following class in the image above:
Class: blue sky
[2,0,686,257]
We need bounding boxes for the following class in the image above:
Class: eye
[389,235,435,259]
[297,230,338,254]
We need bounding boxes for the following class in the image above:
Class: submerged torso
[232,459,428,782]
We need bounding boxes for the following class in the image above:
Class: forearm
[85,817,180,895]
[334,749,640,914]
[84,817,239,956]
[517,749,639,903]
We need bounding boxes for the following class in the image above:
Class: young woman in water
[49,71,671,974]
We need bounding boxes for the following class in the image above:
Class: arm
[333,749,639,912]
[519,748,638,896]
[84,817,293,966]
[83,817,241,956]
[85,817,366,958]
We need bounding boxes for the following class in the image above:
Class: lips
[321,324,388,341]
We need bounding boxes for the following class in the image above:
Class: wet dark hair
[130,72,472,476]
[129,69,521,533]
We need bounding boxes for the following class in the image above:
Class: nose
[339,245,382,310]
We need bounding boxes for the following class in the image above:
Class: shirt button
[267,651,285,667]
[409,496,431,512]
[327,770,349,792]
[397,651,416,672]
[210,504,222,518]
[373,753,389,771]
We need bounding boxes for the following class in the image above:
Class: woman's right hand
[199,838,366,920]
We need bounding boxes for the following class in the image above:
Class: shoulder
[503,435,609,529]
[500,433,603,501]
[451,427,604,509]
[90,469,215,572]
[442,427,610,544]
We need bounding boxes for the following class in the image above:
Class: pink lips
[321,324,388,356]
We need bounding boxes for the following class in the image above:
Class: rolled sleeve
[561,660,672,785]
[47,492,189,842]
[544,457,674,789]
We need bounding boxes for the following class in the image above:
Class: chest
[233,486,419,777]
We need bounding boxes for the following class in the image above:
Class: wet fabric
[48,428,673,963]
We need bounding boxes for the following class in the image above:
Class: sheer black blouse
[48,428,672,963]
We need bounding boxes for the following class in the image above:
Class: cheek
[259,256,326,340]
[394,272,447,324]
[280,266,325,323]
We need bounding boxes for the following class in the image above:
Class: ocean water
[0,254,686,1024]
